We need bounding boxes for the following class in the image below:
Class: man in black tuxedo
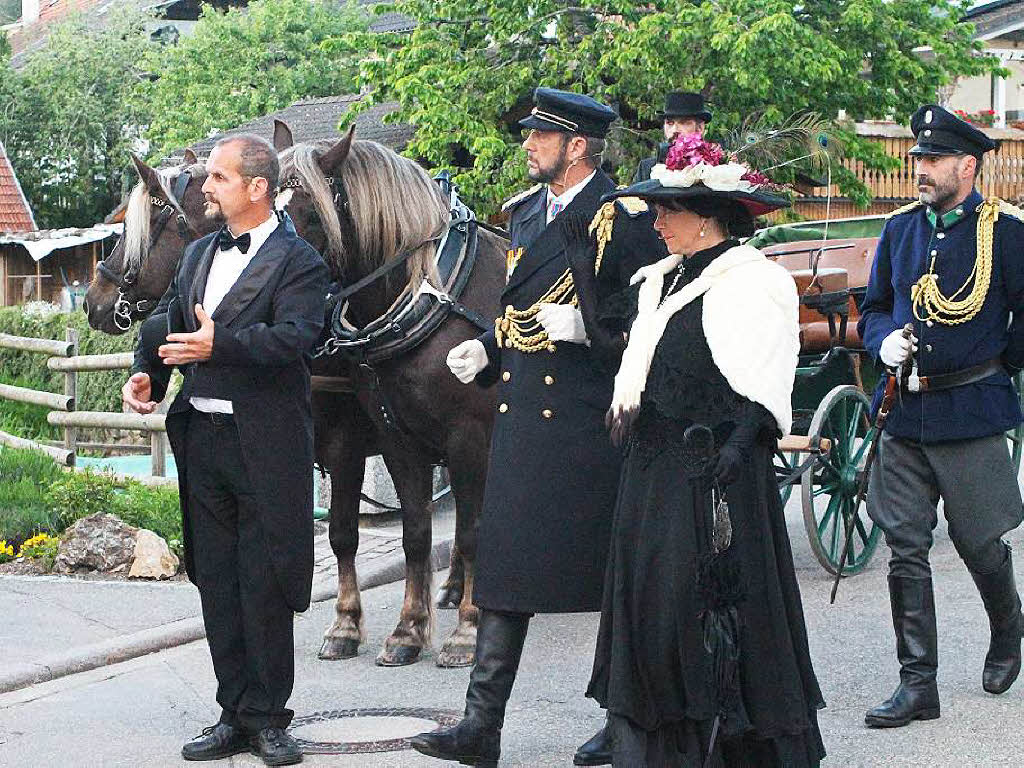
[633,91,713,182]
[123,134,329,766]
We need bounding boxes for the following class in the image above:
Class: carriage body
[750,215,1023,576]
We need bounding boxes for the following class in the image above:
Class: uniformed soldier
[633,91,713,183]
[859,104,1024,729]
[409,88,664,768]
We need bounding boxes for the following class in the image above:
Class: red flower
[665,132,726,170]
[741,169,772,186]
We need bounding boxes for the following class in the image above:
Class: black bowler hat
[657,92,713,124]
[909,104,997,158]
[518,87,617,138]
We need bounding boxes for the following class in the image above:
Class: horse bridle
[278,173,361,263]
[99,168,200,331]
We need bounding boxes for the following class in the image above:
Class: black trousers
[867,431,1024,578]
[185,409,295,731]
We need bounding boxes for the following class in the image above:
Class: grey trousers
[867,431,1024,579]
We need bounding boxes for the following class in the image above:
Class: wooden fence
[0,329,168,475]
[790,129,1024,220]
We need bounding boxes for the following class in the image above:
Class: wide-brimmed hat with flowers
[606,132,791,216]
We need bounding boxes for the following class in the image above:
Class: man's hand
[537,303,588,345]
[159,304,214,366]
[122,372,157,414]
[446,339,488,384]
[880,327,918,369]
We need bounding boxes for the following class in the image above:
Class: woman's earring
[699,223,706,238]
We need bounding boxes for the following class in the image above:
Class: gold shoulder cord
[911,198,998,325]
[494,205,615,354]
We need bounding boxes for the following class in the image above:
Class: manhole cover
[288,707,461,754]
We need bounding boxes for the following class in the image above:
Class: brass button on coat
[542,409,553,419]
[502,371,511,382]
[544,375,554,385]
[499,403,509,413]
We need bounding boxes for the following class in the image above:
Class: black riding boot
[410,610,529,767]
[573,719,612,766]
[970,544,1024,695]
[865,575,940,728]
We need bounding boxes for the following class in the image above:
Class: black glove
[713,402,768,486]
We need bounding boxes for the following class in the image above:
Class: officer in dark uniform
[633,91,713,182]
[859,104,1024,729]
[410,88,663,767]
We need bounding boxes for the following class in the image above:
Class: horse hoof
[435,587,463,610]
[318,637,360,660]
[375,644,422,666]
[436,646,475,668]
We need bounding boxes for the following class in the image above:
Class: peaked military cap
[909,104,998,158]
[518,87,617,138]
[657,92,713,123]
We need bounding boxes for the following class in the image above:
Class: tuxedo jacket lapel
[186,237,219,332]
[210,222,290,327]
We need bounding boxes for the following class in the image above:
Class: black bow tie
[218,229,251,254]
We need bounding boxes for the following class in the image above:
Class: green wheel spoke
[827,496,844,558]
[813,481,838,498]
[846,401,864,448]
[854,512,871,546]
[816,497,839,536]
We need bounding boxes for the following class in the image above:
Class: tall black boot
[970,544,1024,694]
[573,718,612,766]
[410,610,529,767]
[865,575,940,728]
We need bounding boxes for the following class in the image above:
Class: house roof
[171,94,415,160]
[0,141,37,234]
[964,0,1024,39]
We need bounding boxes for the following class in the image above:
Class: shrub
[0,446,66,547]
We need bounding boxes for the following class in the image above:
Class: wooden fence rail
[0,329,167,476]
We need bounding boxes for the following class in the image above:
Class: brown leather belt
[902,357,1004,393]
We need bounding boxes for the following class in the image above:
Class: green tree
[0,0,20,25]
[0,11,154,229]
[140,0,369,158]
[340,0,999,213]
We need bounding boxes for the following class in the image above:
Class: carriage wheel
[1008,372,1024,471]
[775,450,800,506]
[801,385,881,576]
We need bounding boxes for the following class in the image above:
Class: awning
[0,223,123,262]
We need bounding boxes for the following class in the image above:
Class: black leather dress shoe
[573,725,612,765]
[251,727,303,766]
[181,723,251,761]
[409,720,500,767]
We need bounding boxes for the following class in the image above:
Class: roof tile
[0,141,37,234]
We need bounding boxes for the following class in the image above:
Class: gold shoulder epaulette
[501,184,543,213]
[615,196,648,216]
[887,200,923,219]
[589,202,617,275]
[997,198,1024,222]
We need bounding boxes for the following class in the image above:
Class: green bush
[0,445,66,546]
[0,446,181,553]
[0,304,138,440]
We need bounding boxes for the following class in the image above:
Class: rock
[55,513,138,574]
[128,529,179,580]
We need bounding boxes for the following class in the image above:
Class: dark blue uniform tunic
[858,189,1024,443]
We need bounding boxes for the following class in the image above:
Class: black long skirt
[587,429,826,767]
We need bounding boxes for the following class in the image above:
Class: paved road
[1,495,1023,766]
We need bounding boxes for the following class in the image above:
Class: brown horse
[84,151,215,335]
[274,124,507,668]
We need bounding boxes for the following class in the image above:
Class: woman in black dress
[586,139,826,767]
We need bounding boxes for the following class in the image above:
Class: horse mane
[278,139,448,291]
[122,163,198,274]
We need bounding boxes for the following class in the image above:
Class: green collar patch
[926,202,968,230]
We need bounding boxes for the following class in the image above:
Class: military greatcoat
[472,170,664,614]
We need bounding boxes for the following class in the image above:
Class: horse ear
[273,120,294,152]
[319,125,356,173]
[131,153,165,196]
[183,148,198,165]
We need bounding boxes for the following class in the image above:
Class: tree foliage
[139,0,369,158]
[0,12,153,229]
[340,0,999,211]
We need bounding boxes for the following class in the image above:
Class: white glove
[536,303,588,345]
[880,328,918,369]
[446,339,488,384]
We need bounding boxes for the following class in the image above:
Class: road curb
[0,537,454,695]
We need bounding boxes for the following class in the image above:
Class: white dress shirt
[546,170,596,224]
[191,214,279,414]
